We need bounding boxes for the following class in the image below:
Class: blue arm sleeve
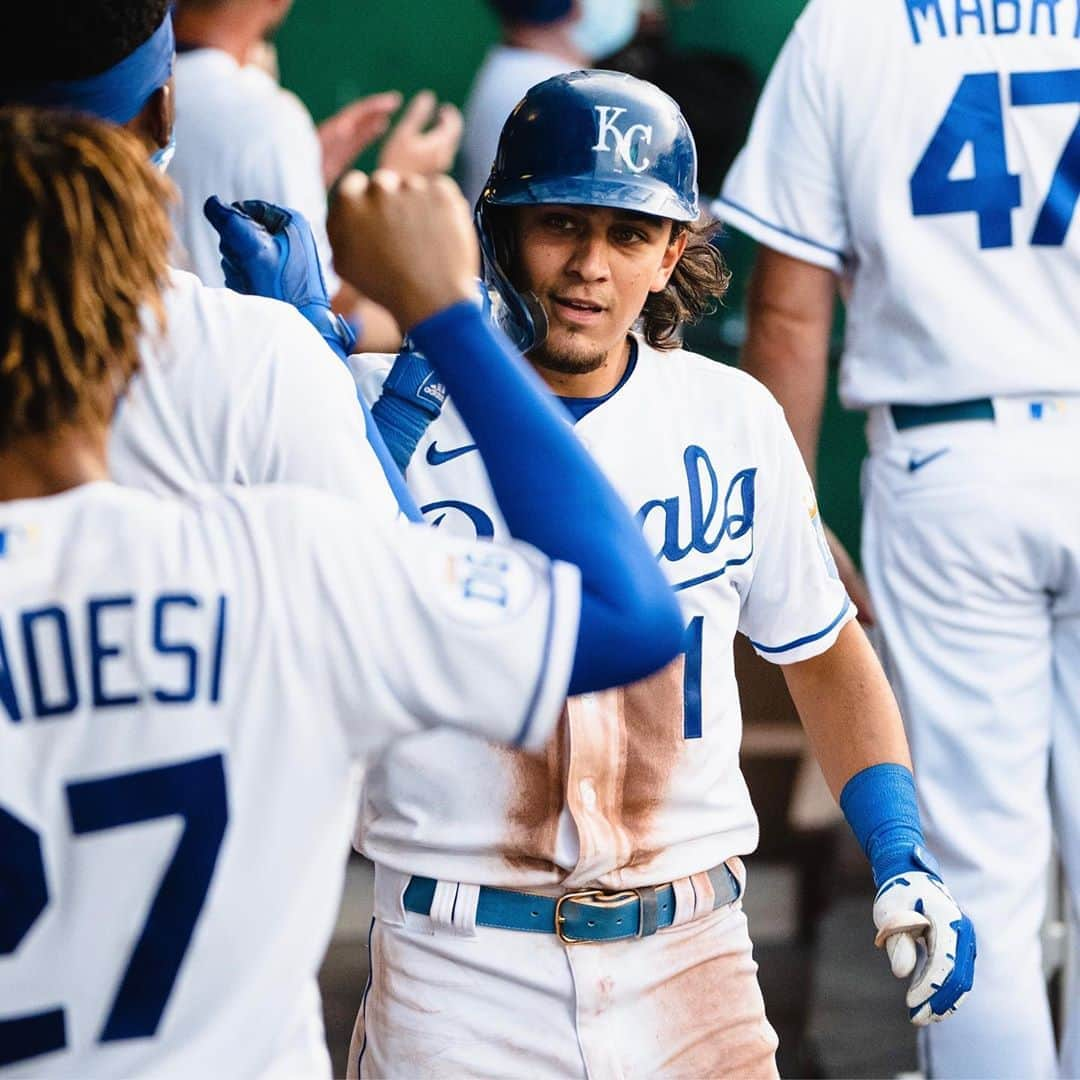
[357,392,423,522]
[369,349,446,473]
[839,763,930,888]
[409,302,684,693]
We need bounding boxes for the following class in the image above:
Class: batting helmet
[477,69,700,352]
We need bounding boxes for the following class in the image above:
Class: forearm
[781,620,911,800]
[739,247,835,478]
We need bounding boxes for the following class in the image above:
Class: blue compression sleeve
[409,302,683,692]
[370,393,431,472]
[357,392,423,522]
[370,349,446,473]
[839,763,929,888]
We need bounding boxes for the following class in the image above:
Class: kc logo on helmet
[592,106,653,174]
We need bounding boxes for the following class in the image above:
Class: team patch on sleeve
[433,545,541,626]
[806,497,840,580]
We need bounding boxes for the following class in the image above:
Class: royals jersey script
[351,338,854,891]
[717,0,1080,409]
[0,483,577,1077]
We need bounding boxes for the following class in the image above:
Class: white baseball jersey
[0,481,577,1077]
[350,337,853,890]
[110,268,398,523]
[717,0,1080,409]
[170,48,339,293]
[460,46,577,206]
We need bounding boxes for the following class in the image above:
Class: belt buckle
[555,888,640,945]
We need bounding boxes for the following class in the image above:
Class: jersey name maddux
[352,337,854,890]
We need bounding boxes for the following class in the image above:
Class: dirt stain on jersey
[616,655,686,872]
[498,707,568,875]
[498,656,686,884]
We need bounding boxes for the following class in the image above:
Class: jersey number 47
[910,68,1080,249]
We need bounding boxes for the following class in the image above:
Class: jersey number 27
[910,69,1080,249]
[0,754,228,1068]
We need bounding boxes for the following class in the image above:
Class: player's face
[513,205,687,375]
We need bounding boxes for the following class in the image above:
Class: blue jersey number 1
[910,68,1080,249]
[683,615,704,739]
[0,754,228,1067]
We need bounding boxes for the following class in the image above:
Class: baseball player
[0,106,684,1077]
[281,72,972,1078]
[0,0,420,523]
[170,0,463,353]
[715,2,1080,1076]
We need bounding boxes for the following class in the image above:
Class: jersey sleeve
[715,4,848,272]
[240,307,399,523]
[737,394,854,663]
[270,491,579,757]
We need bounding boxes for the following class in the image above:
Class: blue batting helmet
[477,69,699,352]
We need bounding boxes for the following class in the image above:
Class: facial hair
[527,337,610,376]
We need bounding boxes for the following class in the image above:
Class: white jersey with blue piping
[0,482,577,1076]
[716,0,1080,409]
[110,268,399,523]
[350,336,854,890]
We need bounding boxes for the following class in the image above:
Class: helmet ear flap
[475,200,548,354]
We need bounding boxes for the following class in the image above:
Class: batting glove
[872,854,976,1026]
[203,196,357,361]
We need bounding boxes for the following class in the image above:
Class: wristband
[839,763,932,888]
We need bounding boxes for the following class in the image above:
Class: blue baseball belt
[403,863,740,945]
[890,398,994,430]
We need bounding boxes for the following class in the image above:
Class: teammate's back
[0,480,578,1077]
[719,0,1080,408]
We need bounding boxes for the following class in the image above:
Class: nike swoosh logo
[908,448,950,473]
[426,442,478,466]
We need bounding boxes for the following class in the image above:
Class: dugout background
[275,0,867,559]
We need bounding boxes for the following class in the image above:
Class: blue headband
[0,11,175,124]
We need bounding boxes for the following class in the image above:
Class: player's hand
[328,170,479,331]
[824,523,876,626]
[377,90,463,178]
[318,91,403,188]
[872,867,976,1026]
[204,196,356,360]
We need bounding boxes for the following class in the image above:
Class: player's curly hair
[640,217,730,350]
[0,108,173,451]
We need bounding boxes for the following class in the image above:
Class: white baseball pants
[347,863,778,1079]
[863,400,1080,1080]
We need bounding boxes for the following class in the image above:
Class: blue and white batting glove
[203,196,357,362]
[841,763,976,1027]
[872,854,976,1026]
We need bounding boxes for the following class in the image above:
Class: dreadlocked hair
[639,217,730,350]
[0,107,173,451]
